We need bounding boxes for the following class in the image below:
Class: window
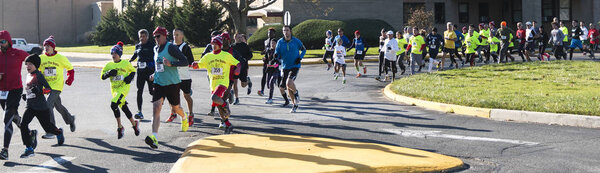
[559,0,570,21]
[247,18,258,27]
[459,3,469,23]
[512,0,522,22]
[542,0,557,22]
[435,3,445,24]
[404,3,425,24]
[479,3,489,23]
[18,40,26,45]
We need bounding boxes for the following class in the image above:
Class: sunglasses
[154,35,161,39]
[0,40,7,44]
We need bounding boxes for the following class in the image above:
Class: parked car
[12,38,42,55]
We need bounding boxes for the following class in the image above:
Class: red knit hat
[354,30,360,35]
[220,32,231,41]
[211,36,223,47]
[153,26,168,36]
[43,36,56,49]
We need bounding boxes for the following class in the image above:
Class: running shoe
[363,67,367,74]
[355,73,361,78]
[265,99,273,104]
[233,98,240,105]
[343,78,347,84]
[281,100,290,107]
[224,124,234,134]
[117,127,124,139]
[218,121,226,129]
[31,130,38,150]
[257,90,264,96]
[57,128,65,146]
[70,115,76,132]
[334,73,338,80]
[181,114,189,132]
[133,120,140,136]
[0,148,7,160]
[327,63,332,71]
[166,113,177,123]
[135,112,144,119]
[145,135,158,149]
[247,77,252,95]
[401,69,406,75]
[291,104,298,113]
[294,91,300,104]
[20,148,34,158]
[188,114,194,127]
[42,133,55,139]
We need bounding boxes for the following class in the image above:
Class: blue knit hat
[111,41,124,57]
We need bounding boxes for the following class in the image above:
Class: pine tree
[173,0,226,46]
[92,9,129,45]
[120,0,157,43]
[155,4,179,33]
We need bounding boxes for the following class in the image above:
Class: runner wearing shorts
[274,25,306,113]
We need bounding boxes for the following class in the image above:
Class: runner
[194,35,240,133]
[395,31,407,75]
[515,22,528,62]
[549,22,567,60]
[537,26,551,60]
[461,26,469,59]
[453,24,465,65]
[569,20,594,60]
[274,25,306,113]
[403,27,414,67]
[580,21,589,56]
[464,24,482,67]
[219,32,243,105]
[0,30,28,160]
[19,54,65,158]
[559,21,570,52]
[588,23,599,59]
[524,22,539,61]
[129,29,156,120]
[322,30,334,71]
[165,28,195,126]
[38,36,76,139]
[478,23,491,64]
[332,38,347,84]
[263,38,287,105]
[346,30,368,77]
[206,31,222,117]
[495,21,515,63]
[426,28,443,72]
[442,22,460,69]
[377,28,386,80]
[231,33,253,105]
[144,26,189,149]
[101,42,139,139]
[259,28,277,96]
[405,27,426,75]
[383,31,399,81]
[489,32,501,63]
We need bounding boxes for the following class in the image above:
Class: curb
[170,134,464,173]
[384,84,600,128]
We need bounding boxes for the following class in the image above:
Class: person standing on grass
[322,30,335,71]
[274,25,306,113]
[259,28,277,96]
[38,36,76,139]
[346,30,368,77]
[395,31,407,75]
[550,22,567,60]
[101,42,139,139]
[165,28,195,126]
[129,29,155,120]
[405,27,426,75]
[0,30,28,160]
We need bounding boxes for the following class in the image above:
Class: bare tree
[407,6,434,31]
[212,0,278,34]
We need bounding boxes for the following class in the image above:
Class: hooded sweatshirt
[0,30,29,91]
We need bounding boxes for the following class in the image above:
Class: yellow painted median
[170,134,463,173]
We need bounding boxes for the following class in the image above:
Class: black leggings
[384,59,397,74]
[111,101,133,119]
[1,88,22,148]
[260,62,267,93]
[396,54,406,72]
[136,68,154,112]
[378,52,385,76]
[322,51,334,64]
[266,71,281,100]
[553,45,567,60]
[20,109,61,148]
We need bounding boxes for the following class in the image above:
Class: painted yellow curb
[384,84,491,118]
[170,134,463,173]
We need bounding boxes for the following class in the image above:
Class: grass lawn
[56,45,380,60]
[390,60,600,116]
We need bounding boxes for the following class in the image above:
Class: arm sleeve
[130,45,139,62]
[183,45,195,64]
[299,40,306,59]
[38,72,52,90]
[202,44,212,57]
[347,39,355,51]
[168,44,189,66]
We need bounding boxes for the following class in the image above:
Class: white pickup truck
[12,38,42,55]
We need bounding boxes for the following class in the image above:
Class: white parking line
[24,156,76,172]
[382,129,539,146]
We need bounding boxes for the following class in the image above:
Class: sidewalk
[169,134,463,173]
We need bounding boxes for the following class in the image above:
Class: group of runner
[321,18,600,81]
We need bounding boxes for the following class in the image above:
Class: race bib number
[44,67,57,76]
[337,54,343,58]
[211,67,223,75]
[113,75,123,81]
[156,64,164,72]
[501,36,507,40]
[412,42,417,46]
[138,62,147,69]
[467,42,471,46]
[356,50,363,54]
[0,91,7,100]
[26,89,36,99]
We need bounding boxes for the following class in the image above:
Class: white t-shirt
[384,38,399,61]
[325,37,334,51]
[581,26,589,40]
[333,45,346,64]
[176,42,192,80]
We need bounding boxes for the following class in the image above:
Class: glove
[65,69,75,86]
[124,72,135,84]
[43,88,51,94]
[295,58,302,65]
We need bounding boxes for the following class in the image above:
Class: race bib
[113,75,123,81]
[337,54,343,58]
[44,67,57,76]
[211,67,223,75]
[356,50,363,54]
[156,63,164,72]
[467,42,471,46]
[26,89,36,99]
[412,42,417,46]
[538,41,543,46]
[501,36,507,40]
[138,62,147,69]
[0,91,7,100]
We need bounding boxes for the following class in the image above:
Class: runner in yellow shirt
[465,25,482,67]
[443,22,461,69]
[38,36,76,139]
[194,36,240,134]
[405,27,426,75]
[395,31,407,74]
[101,42,140,139]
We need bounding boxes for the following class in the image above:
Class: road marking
[382,129,539,146]
[24,156,76,172]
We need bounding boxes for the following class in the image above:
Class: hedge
[247,24,284,50]
[248,19,395,50]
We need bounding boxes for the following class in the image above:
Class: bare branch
[248,0,277,11]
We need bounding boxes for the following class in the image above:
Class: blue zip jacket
[275,37,306,70]
[333,35,351,48]
[455,30,464,48]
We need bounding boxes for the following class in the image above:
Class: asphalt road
[2,55,600,172]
